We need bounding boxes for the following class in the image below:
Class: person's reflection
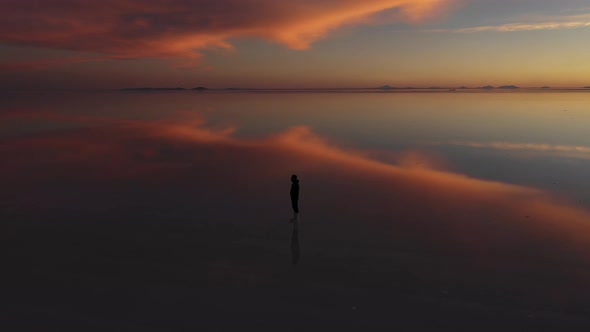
[291,219,300,265]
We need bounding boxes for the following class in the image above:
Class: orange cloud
[0,0,457,68]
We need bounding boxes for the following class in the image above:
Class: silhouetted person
[291,219,299,265]
[290,174,299,218]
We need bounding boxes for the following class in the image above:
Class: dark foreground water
[1,91,590,331]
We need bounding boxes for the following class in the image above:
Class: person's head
[291,174,298,182]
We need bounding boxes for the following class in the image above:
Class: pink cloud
[0,0,458,69]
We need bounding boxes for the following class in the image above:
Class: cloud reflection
[2,111,590,267]
[445,140,590,160]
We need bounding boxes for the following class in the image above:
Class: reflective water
[1,91,590,330]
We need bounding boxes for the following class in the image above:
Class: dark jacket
[290,179,299,201]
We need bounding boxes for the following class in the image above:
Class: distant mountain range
[378,85,521,90]
[377,85,446,90]
[475,85,520,90]
[122,87,208,91]
[115,85,590,92]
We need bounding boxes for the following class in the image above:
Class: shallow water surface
[1,91,590,330]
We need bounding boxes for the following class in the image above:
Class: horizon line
[4,86,590,92]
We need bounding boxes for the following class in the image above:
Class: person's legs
[292,199,299,214]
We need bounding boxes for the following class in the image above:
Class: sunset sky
[1,0,590,89]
